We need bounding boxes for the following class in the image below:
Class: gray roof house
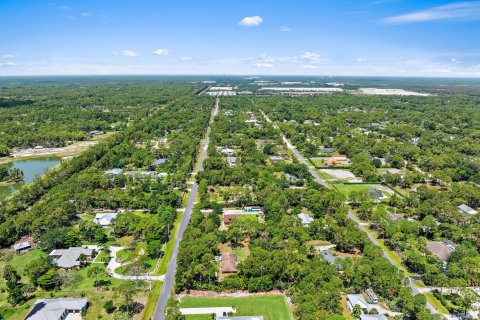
[426,241,455,261]
[226,156,237,168]
[458,204,478,215]
[49,247,94,269]
[104,168,123,175]
[93,211,119,227]
[317,250,345,271]
[368,188,387,200]
[12,241,31,252]
[25,298,88,320]
[297,213,314,226]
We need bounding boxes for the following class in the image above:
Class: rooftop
[297,213,314,225]
[25,298,88,320]
[426,241,455,261]
[49,247,94,269]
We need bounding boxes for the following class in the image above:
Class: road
[261,111,329,188]
[262,110,445,317]
[153,98,219,320]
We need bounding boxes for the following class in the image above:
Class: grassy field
[424,293,450,314]
[333,183,376,196]
[180,295,293,320]
[141,282,163,320]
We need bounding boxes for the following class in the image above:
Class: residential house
[366,288,379,304]
[220,148,235,156]
[426,241,456,261]
[360,315,388,320]
[297,213,314,226]
[12,241,31,253]
[154,158,166,166]
[458,204,478,215]
[221,253,238,273]
[226,157,237,168]
[49,247,95,269]
[93,211,119,227]
[317,249,344,271]
[368,188,387,200]
[104,168,123,175]
[385,168,402,175]
[322,147,333,154]
[224,214,238,226]
[347,294,369,314]
[25,298,88,320]
[269,156,285,163]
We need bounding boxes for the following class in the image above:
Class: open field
[334,183,394,198]
[179,295,293,320]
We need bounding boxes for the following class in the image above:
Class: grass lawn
[180,295,293,320]
[334,183,376,196]
[141,282,163,320]
[424,293,449,314]
[1,249,47,275]
[413,280,427,288]
[315,169,335,180]
[309,158,324,167]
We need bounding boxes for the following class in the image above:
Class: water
[0,157,60,197]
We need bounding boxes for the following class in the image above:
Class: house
[217,317,264,320]
[25,298,88,320]
[93,211,119,227]
[154,158,166,166]
[360,315,388,320]
[49,247,95,269]
[223,207,263,216]
[366,288,379,304]
[221,253,238,273]
[220,148,235,156]
[317,249,344,271]
[104,168,123,175]
[458,204,478,215]
[297,213,314,226]
[269,156,285,163]
[426,241,455,261]
[224,214,238,226]
[322,147,333,154]
[12,241,31,253]
[385,168,402,175]
[332,154,348,161]
[368,188,387,200]
[226,157,237,168]
[285,173,299,182]
[347,294,369,313]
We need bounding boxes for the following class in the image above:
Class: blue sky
[1,0,480,77]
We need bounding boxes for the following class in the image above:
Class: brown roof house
[426,241,456,261]
[224,214,238,226]
[221,252,238,273]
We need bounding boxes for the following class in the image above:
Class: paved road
[262,110,445,317]
[261,111,329,188]
[153,98,219,320]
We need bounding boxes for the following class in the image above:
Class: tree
[103,300,116,314]
[25,256,54,286]
[116,281,136,314]
[165,298,185,320]
[352,304,362,318]
[87,264,107,290]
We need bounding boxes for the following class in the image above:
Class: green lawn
[424,293,450,314]
[1,249,47,275]
[334,183,376,196]
[180,295,293,320]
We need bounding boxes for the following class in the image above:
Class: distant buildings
[458,204,478,215]
[368,188,387,200]
[11,240,31,253]
[25,298,88,320]
[49,247,95,269]
[104,168,123,175]
[297,213,314,226]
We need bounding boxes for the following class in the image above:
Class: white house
[297,213,314,226]
[93,211,119,227]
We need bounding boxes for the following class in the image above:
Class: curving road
[153,98,219,320]
[262,109,445,317]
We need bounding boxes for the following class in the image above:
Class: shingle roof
[426,242,454,261]
[25,298,87,320]
[49,247,93,268]
[221,253,238,273]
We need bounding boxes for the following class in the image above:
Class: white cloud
[153,49,170,56]
[179,57,192,62]
[280,25,291,32]
[451,57,459,63]
[0,62,17,67]
[356,57,369,62]
[383,2,480,24]
[299,52,321,62]
[239,16,263,27]
[254,63,273,68]
[1,54,16,59]
[81,12,91,17]
[122,50,139,57]
[302,65,319,69]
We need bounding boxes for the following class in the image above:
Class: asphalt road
[261,110,444,316]
[153,98,219,320]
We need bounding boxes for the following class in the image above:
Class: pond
[0,157,60,197]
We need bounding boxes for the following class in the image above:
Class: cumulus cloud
[298,52,322,63]
[239,16,263,27]
[1,54,16,59]
[254,63,273,68]
[122,50,139,57]
[179,57,192,62]
[280,25,291,32]
[153,49,170,56]
[383,1,480,24]
[356,57,369,62]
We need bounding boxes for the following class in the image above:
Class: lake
[0,157,60,197]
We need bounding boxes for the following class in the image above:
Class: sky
[1,0,480,77]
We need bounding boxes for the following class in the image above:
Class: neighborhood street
[153,98,219,320]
